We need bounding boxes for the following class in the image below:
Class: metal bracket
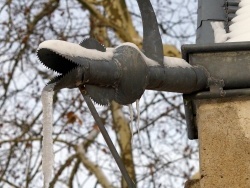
[182,42,250,139]
[208,77,225,96]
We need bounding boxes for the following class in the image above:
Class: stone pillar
[197,97,250,188]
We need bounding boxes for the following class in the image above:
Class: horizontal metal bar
[184,88,250,100]
[69,45,209,95]
[182,42,250,61]
[146,66,207,94]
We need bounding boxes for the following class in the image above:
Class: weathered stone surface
[197,97,250,188]
[185,179,200,188]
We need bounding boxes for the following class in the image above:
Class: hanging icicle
[136,99,141,142]
[129,104,134,142]
[129,100,142,143]
[41,84,55,188]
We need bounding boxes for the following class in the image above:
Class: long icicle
[136,99,141,143]
[41,85,55,188]
[129,104,134,142]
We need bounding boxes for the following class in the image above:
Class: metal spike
[37,48,78,74]
[53,66,83,90]
[137,0,164,65]
[85,85,115,106]
[79,38,106,52]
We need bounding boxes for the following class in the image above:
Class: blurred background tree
[0,0,198,187]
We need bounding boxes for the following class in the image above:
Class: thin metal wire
[79,87,136,188]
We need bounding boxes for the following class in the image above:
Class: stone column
[197,97,250,188]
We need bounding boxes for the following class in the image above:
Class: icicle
[129,104,134,142]
[41,84,55,188]
[136,99,141,142]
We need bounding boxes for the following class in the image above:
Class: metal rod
[184,88,250,100]
[79,87,136,188]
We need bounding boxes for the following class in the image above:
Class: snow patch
[211,22,228,43]
[232,12,250,23]
[118,42,190,67]
[41,84,55,188]
[163,56,191,68]
[39,40,189,68]
[117,42,140,51]
[118,42,159,66]
[226,33,250,42]
[211,1,250,43]
[38,40,114,60]
[226,1,250,42]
